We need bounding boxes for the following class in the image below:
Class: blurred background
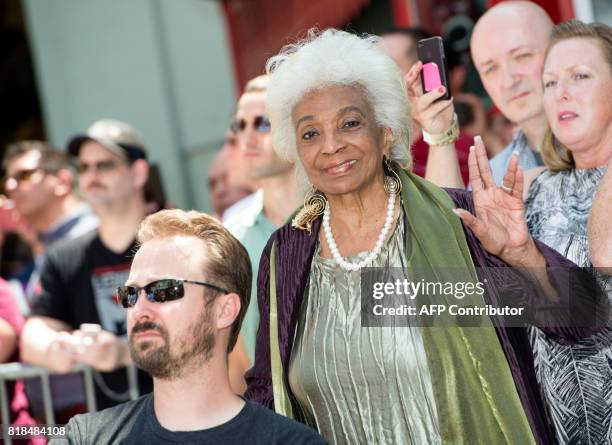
[2,0,612,213]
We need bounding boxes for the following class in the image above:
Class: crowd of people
[0,1,610,444]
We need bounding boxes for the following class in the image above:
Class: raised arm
[453,137,552,280]
[452,138,608,342]
[405,61,465,189]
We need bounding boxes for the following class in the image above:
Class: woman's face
[292,84,390,196]
[543,38,612,155]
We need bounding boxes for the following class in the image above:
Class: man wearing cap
[21,119,154,410]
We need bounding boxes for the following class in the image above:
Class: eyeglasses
[116,278,229,308]
[3,168,46,189]
[231,115,271,133]
[76,160,120,175]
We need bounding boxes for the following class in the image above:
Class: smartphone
[417,36,452,101]
[80,323,102,337]
[78,323,102,348]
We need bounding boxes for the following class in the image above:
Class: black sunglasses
[231,115,271,133]
[116,278,229,308]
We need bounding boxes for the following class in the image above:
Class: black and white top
[525,166,612,445]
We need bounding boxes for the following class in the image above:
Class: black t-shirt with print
[54,394,326,445]
[32,230,153,410]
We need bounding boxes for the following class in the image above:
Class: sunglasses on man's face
[231,115,271,134]
[76,160,121,175]
[3,168,45,189]
[116,278,229,308]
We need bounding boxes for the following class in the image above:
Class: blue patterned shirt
[489,130,543,185]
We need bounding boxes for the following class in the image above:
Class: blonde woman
[524,20,612,444]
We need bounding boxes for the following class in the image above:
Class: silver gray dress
[525,167,612,445]
[288,210,441,445]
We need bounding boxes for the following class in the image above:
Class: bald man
[471,1,553,185]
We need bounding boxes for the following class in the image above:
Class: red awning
[222,0,371,94]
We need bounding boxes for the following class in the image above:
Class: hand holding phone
[417,37,452,101]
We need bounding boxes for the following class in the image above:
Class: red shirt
[411,131,473,186]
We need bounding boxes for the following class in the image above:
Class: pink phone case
[423,62,442,92]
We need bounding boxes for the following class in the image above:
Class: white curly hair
[265,28,412,196]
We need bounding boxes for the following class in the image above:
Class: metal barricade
[0,363,139,445]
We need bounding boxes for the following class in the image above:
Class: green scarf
[398,167,535,444]
[269,166,536,444]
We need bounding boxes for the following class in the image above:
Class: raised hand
[405,61,455,134]
[454,136,536,266]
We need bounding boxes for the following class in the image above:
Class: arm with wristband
[405,61,465,189]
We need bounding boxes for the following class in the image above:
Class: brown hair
[541,20,612,172]
[137,209,252,353]
[3,140,72,173]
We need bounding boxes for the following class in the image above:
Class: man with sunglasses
[22,119,153,412]
[56,209,323,444]
[2,141,100,422]
[2,141,99,292]
[224,75,299,371]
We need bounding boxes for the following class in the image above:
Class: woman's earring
[292,186,327,233]
[383,156,401,195]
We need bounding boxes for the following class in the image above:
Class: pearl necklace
[322,191,397,271]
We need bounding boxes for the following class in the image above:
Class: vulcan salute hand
[453,136,537,268]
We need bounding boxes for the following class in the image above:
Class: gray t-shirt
[51,394,326,445]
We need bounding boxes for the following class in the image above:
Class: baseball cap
[67,119,147,161]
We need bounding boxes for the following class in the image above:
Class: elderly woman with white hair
[244,29,606,445]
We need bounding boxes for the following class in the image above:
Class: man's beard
[129,307,215,380]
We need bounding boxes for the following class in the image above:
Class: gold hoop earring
[383,156,401,195]
[292,186,327,233]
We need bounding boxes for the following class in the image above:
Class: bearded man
[54,209,323,445]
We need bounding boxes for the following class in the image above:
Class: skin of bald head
[471,1,553,127]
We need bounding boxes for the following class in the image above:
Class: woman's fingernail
[469,145,475,152]
[474,135,482,143]
[512,149,521,156]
